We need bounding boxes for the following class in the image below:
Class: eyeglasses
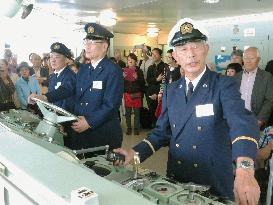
[84,39,105,45]
[0,70,5,72]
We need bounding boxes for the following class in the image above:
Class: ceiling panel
[34,0,273,35]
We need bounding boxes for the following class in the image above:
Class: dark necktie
[186,81,194,103]
[53,73,58,79]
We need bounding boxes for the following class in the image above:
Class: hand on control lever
[106,151,125,162]
[113,148,136,166]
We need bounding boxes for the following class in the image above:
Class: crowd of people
[1,18,273,204]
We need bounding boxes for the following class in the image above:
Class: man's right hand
[113,148,136,166]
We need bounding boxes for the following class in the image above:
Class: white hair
[244,47,260,58]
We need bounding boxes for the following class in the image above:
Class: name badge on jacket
[92,81,102,89]
[55,82,61,90]
[196,104,214,117]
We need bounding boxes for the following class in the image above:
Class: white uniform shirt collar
[91,58,104,69]
[54,66,66,77]
[185,67,206,91]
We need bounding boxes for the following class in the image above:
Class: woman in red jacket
[123,53,145,135]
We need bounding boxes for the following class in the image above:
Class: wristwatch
[236,160,254,169]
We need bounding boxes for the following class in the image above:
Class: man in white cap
[114,18,260,204]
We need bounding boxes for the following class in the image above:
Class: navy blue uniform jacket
[47,66,76,112]
[46,57,123,150]
[134,68,259,200]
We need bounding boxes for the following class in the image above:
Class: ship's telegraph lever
[73,145,110,158]
[184,183,210,201]
[73,145,126,163]
[133,152,140,179]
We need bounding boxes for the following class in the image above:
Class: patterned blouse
[0,77,15,103]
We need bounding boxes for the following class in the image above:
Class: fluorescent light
[0,0,23,17]
[147,27,159,33]
[203,0,220,4]
[147,27,159,37]
[148,24,156,28]
[147,32,158,37]
[99,9,117,27]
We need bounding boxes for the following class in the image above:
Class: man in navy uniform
[48,42,76,112]
[29,23,123,151]
[114,18,260,204]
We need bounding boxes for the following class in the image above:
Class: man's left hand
[71,116,90,133]
[234,168,260,205]
[28,93,48,104]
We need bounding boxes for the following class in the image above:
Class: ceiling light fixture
[21,3,33,19]
[203,0,220,4]
[0,0,35,19]
[148,24,156,28]
[147,27,159,37]
[98,9,117,27]
[0,0,23,18]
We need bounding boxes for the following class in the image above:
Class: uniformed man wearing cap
[114,18,260,204]
[30,23,123,152]
[47,42,76,112]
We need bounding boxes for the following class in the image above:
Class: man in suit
[235,47,273,128]
[47,42,76,112]
[146,48,167,127]
[114,18,260,204]
[29,23,123,152]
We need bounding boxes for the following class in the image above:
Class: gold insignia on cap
[54,44,60,50]
[87,26,94,34]
[180,22,193,34]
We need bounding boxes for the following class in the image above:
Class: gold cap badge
[180,22,193,34]
[88,26,94,34]
[54,44,60,50]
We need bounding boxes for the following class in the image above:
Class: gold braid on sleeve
[232,136,258,149]
[143,139,156,153]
